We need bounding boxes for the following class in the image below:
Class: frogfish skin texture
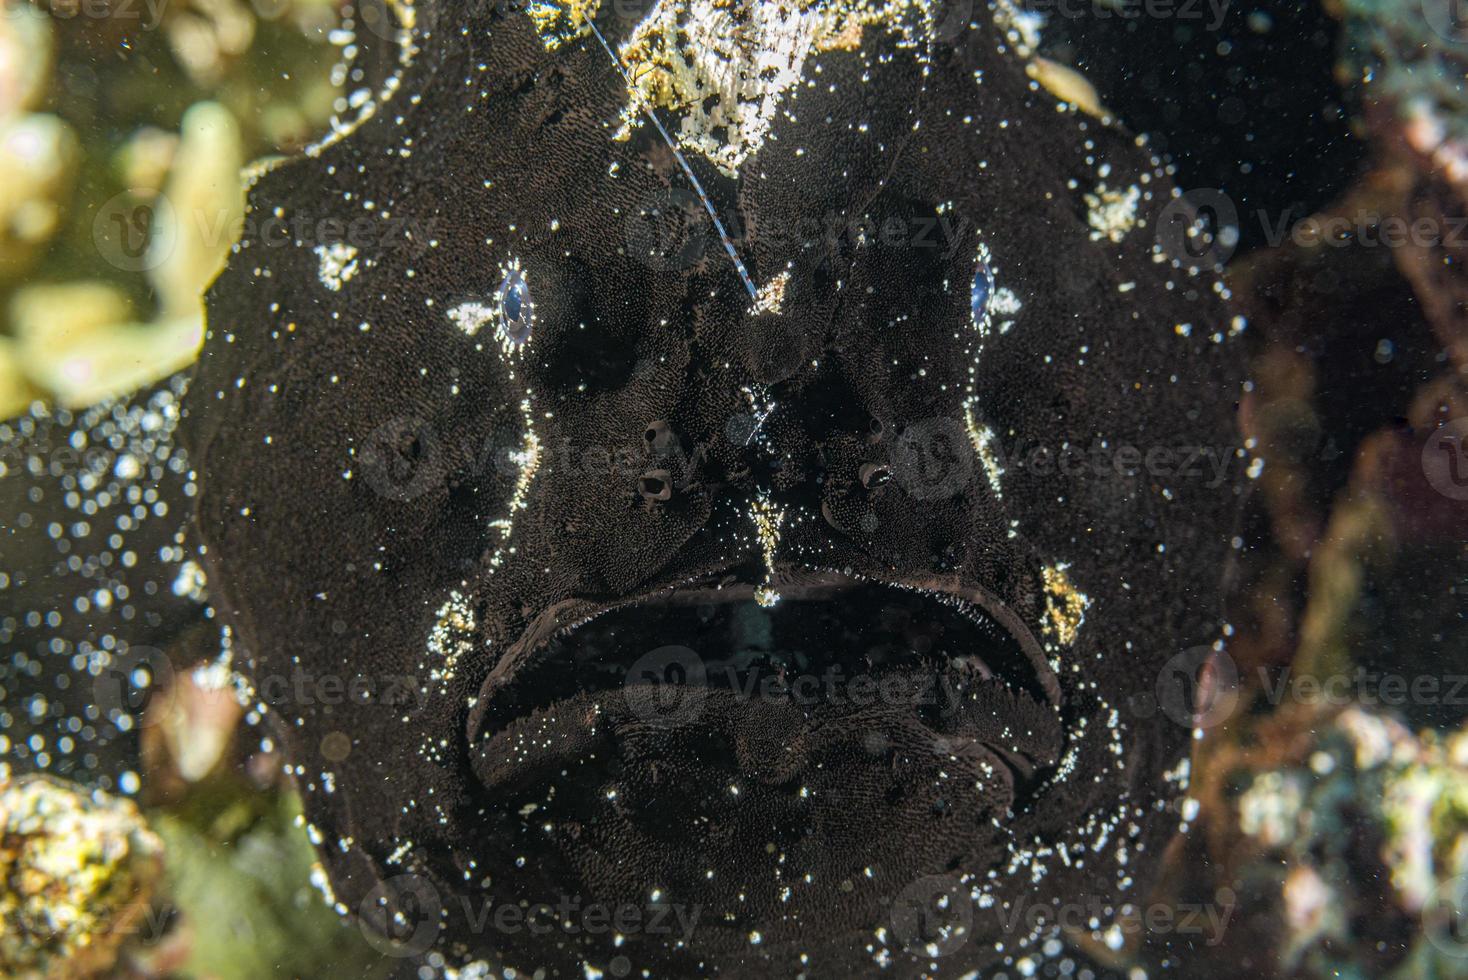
[180,0,1248,975]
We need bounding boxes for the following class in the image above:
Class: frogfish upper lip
[464,567,1063,800]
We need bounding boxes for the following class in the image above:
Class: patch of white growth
[417,394,541,751]
[427,590,477,686]
[750,495,786,608]
[750,270,791,315]
[448,301,495,338]
[992,286,1022,334]
[613,0,946,177]
[314,242,360,291]
[964,401,1006,499]
[969,238,1023,342]
[1085,183,1141,243]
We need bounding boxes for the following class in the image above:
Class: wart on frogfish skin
[427,590,477,687]
[1085,182,1143,243]
[313,242,360,291]
[751,495,787,608]
[964,402,1007,500]
[750,271,792,317]
[1042,563,1091,647]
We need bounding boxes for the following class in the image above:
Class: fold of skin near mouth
[184,0,1247,975]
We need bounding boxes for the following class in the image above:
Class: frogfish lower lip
[467,570,1063,806]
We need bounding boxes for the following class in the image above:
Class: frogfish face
[184,1,1246,975]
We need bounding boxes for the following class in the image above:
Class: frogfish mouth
[179,0,1247,974]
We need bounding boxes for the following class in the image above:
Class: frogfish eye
[970,254,994,326]
[497,267,533,347]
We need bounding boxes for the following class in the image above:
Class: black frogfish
[14,0,1252,976]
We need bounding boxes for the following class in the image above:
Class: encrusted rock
[0,775,165,979]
